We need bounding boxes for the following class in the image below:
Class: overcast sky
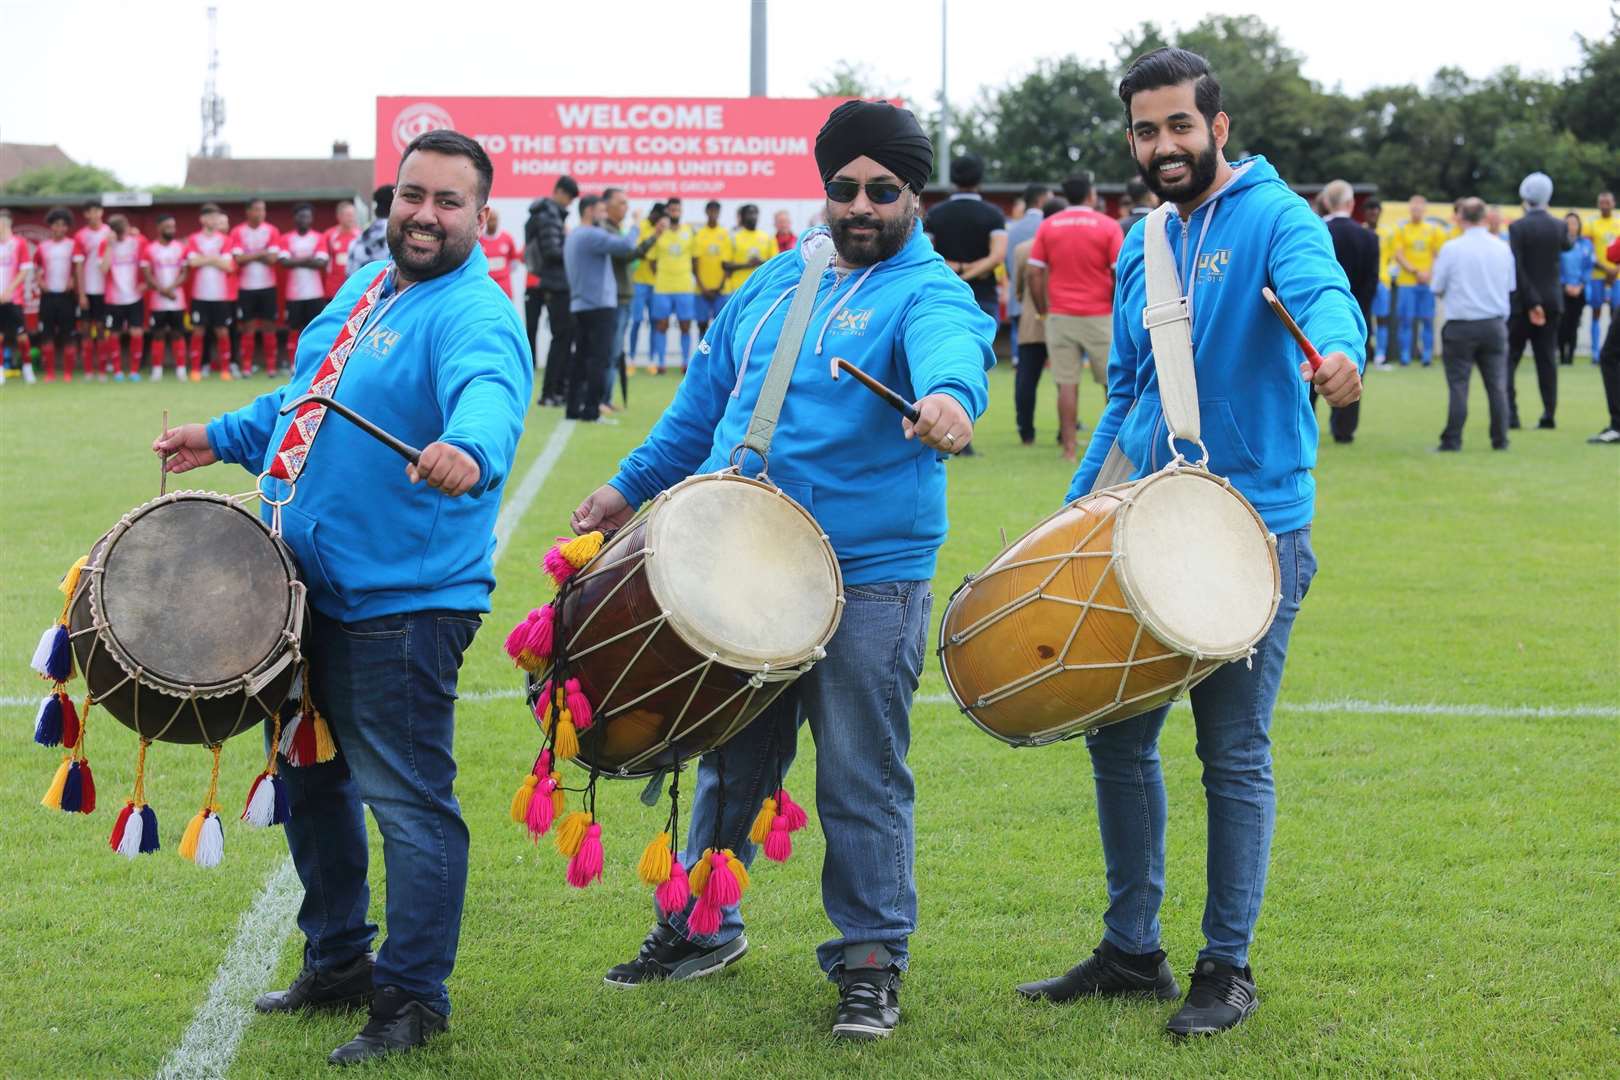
[0,0,1608,188]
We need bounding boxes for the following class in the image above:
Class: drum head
[643,475,841,669]
[1114,470,1278,659]
[98,497,294,686]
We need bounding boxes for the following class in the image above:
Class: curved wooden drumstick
[279,393,422,464]
[830,357,921,422]
[1261,287,1323,372]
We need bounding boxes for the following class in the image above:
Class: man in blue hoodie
[1012,49,1363,1038]
[154,130,532,1065]
[571,100,995,1040]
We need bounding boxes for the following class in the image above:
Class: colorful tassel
[564,678,594,731]
[687,889,723,935]
[776,788,809,832]
[764,814,794,862]
[656,858,691,916]
[560,531,604,569]
[638,831,673,886]
[748,797,777,845]
[195,811,225,868]
[59,694,80,749]
[242,772,288,827]
[32,625,72,684]
[542,544,576,585]
[138,805,160,854]
[551,708,580,760]
[78,760,96,814]
[510,773,539,824]
[504,605,554,672]
[525,773,559,837]
[553,810,591,858]
[705,850,743,906]
[310,713,337,762]
[179,808,207,859]
[41,756,71,808]
[58,554,89,600]
[59,759,84,812]
[34,693,64,747]
[110,802,142,857]
[108,803,134,848]
[726,850,750,893]
[687,846,716,897]
[566,822,605,887]
[549,772,567,817]
[530,681,555,724]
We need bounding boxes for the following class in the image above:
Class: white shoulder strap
[1141,204,1201,444]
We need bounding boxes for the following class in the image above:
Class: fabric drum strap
[740,234,836,464]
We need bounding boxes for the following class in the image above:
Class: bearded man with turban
[571,100,996,1040]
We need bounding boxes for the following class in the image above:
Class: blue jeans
[666,579,931,975]
[604,300,630,405]
[1372,281,1390,359]
[277,608,480,1016]
[1084,527,1315,969]
[1396,283,1435,364]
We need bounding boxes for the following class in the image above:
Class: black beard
[1138,138,1221,204]
[829,202,915,267]
[387,219,476,282]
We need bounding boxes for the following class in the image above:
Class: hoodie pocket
[1116,394,1166,474]
[277,503,344,609]
[1200,398,1264,475]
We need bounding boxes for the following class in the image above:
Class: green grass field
[1,359,1616,1079]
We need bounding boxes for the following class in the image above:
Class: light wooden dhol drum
[541,471,844,777]
[938,465,1281,746]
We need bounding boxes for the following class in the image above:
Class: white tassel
[277,714,302,758]
[243,778,277,828]
[116,812,144,859]
[30,626,58,676]
[194,814,224,868]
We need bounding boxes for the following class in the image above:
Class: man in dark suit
[1319,180,1380,443]
[1507,172,1573,429]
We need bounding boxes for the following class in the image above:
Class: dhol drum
[938,464,1280,746]
[535,471,843,777]
[67,490,307,745]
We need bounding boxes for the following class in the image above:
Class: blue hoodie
[206,244,533,621]
[609,221,996,585]
[1068,156,1367,533]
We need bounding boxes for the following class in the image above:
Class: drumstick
[830,357,921,422]
[1261,287,1323,372]
[279,393,422,464]
[160,409,169,496]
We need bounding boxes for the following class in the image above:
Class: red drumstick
[1261,287,1323,372]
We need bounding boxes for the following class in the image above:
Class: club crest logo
[830,308,873,335]
[363,326,402,356]
[392,103,455,154]
[1195,249,1231,285]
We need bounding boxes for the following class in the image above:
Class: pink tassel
[656,859,691,916]
[504,605,555,669]
[566,823,604,888]
[703,849,742,906]
[530,681,555,723]
[535,748,553,777]
[543,545,576,585]
[776,788,809,832]
[687,888,723,935]
[763,815,793,862]
[525,774,558,837]
[564,678,594,731]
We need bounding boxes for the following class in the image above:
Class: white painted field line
[153,419,574,1080]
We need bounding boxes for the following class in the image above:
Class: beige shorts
[1045,314,1111,385]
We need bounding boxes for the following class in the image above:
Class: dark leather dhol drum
[68,491,307,744]
[535,472,843,778]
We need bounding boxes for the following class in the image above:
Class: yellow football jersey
[1377,223,1398,280]
[631,219,657,286]
[1391,221,1448,286]
[1586,214,1620,278]
[725,229,778,293]
[693,225,733,292]
[651,224,696,294]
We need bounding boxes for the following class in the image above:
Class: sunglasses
[824,179,908,205]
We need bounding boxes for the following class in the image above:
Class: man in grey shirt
[1433,197,1516,451]
[563,193,662,422]
[1003,182,1050,355]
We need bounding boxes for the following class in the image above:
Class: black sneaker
[1166,958,1259,1038]
[1537,416,1556,430]
[253,952,374,1014]
[603,922,748,987]
[832,965,901,1040]
[1016,939,1180,1003]
[327,985,447,1065]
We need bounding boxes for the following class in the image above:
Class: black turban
[814,100,934,194]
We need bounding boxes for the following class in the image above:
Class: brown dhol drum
[536,471,844,777]
[67,491,307,744]
[938,465,1281,746]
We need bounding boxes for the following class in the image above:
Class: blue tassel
[60,761,83,813]
[271,774,291,825]
[34,694,63,747]
[45,626,72,684]
[138,805,161,853]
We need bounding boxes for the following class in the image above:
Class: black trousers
[1014,341,1047,443]
[538,287,572,403]
[524,286,542,371]
[1600,311,1620,432]
[1439,317,1510,449]
[565,308,616,422]
[1507,309,1559,424]
[1556,289,1586,363]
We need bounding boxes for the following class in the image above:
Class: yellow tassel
[553,811,591,858]
[311,712,337,763]
[178,808,207,861]
[726,850,750,894]
[560,531,604,569]
[748,797,777,845]
[58,554,90,600]
[510,773,538,824]
[552,710,579,760]
[638,831,673,886]
[549,773,566,816]
[41,756,72,809]
[688,847,715,897]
